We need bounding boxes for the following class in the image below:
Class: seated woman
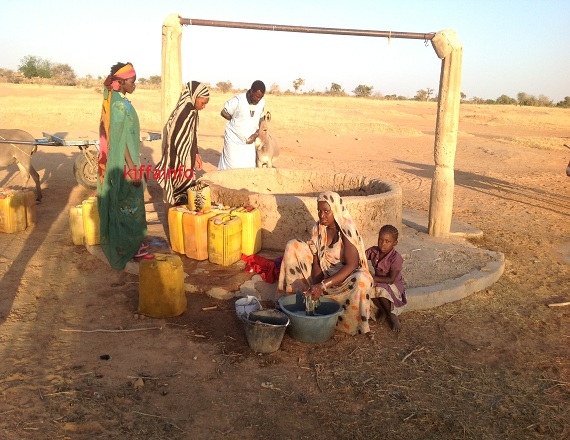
[277,191,374,336]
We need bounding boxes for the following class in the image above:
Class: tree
[269,83,281,94]
[329,83,344,95]
[556,97,570,108]
[216,81,232,93]
[537,94,552,107]
[292,78,305,94]
[51,63,76,85]
[496,94,517,105]
[148,75,161,86]
[426,88,434,101]
[18,55,52,78]
[352,84,373,97]
[414,89,428,101]
[517,92,538,106]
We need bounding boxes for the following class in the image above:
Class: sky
[1,0,569,101]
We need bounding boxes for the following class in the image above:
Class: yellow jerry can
[138,253,187,318]
[208,214,242,266]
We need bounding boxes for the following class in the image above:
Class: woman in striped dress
[156,81,210,206]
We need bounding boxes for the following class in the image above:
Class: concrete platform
[85,204,504,312]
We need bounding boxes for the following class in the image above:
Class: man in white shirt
[218,80,266,170]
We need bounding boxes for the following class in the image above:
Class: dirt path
[1,98,569,439]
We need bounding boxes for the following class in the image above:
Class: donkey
[0,129,42,201]
[255,112,279,168]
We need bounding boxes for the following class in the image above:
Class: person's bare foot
[390,313,401,332]
[375,307,387,325]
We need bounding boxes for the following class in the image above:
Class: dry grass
[460,104,570,133]
[2,83,569,147]
[498,136,567,151]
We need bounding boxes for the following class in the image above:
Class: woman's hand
[305,282,325,301]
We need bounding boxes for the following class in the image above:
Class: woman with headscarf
[277,191,374,336]
[156,81,210,206]
[98,61,147,270]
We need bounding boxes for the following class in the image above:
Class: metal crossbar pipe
[180,18,435,41]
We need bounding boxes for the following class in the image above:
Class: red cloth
[241,254,280,284]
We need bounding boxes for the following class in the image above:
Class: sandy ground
[0,89,569,439]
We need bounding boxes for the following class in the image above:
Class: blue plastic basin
[278,293,343,343]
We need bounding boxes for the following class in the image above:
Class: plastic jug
[187,183,211,213]
[22,189,37,227]
[69,205,85,245]
[82,197,100,246]
[230,206,262,255]
[138,253,186,318]
[168,206,188,254]
[0,189,26,233]
[208,214,242,266]
[182,210,217,260]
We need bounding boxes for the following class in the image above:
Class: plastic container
[243,309,289,354]
[278,293,344,343]
[168,206,188,254]
[69,205,85,245]
[235,296,262,320]
[0,189,27,233]
[230,206,262,256]
[82,197,100,245]
[22,189,37,227]
[208,214,242,266]
[182,210,217,260]
[138,253,187,318]
[187,183,211,213]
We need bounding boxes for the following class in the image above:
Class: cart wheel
[74,151,98,189]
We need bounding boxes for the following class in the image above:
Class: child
[365,225,407,332]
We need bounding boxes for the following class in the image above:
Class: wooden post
[428,30,463,237]
[161,14,183,128]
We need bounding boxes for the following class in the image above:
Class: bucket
[278,293,343,343]
[243,309,289,354]
[235,296,262,320]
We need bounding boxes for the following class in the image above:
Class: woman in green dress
[97,62,147,270]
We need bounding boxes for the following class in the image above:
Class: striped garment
[156,81,209,204]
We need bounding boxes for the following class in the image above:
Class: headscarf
[98,63,137,184]
[168,81,210,119]
[156,81,210,204]
[312,191,369,270]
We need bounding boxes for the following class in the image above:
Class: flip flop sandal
[139,243,149,250]
[134,249,149,258]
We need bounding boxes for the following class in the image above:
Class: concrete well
[200,168,402,251]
